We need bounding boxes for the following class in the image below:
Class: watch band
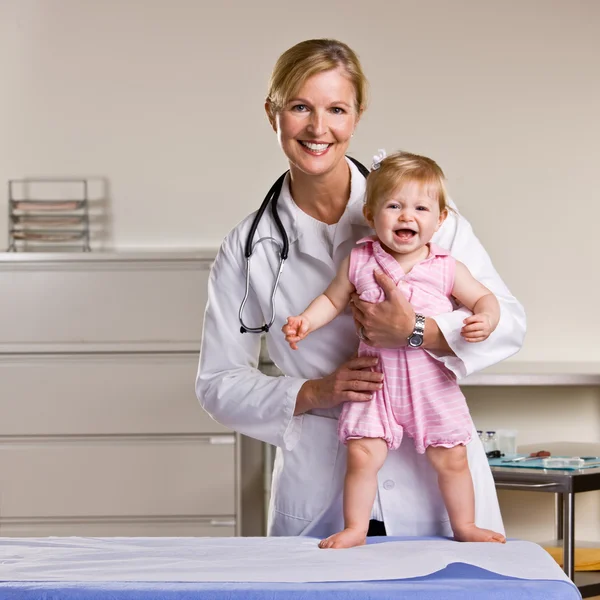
[407,313,426,348]
[413,314,425,334]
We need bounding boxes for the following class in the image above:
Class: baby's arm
[452,261,501,343]
[283,256,354,350]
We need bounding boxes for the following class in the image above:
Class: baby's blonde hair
[364,151,449,219]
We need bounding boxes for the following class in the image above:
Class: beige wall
[1,0,599,541]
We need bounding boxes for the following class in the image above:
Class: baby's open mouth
[394,229,417,241]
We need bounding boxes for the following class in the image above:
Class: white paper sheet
[0,537,571,584]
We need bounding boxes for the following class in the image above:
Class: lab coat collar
[276,158,370,270]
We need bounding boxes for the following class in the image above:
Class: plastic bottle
[484,431,498,453]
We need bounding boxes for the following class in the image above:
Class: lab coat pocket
[271,413,339,523]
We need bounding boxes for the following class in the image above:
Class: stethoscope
[239,156,370,334]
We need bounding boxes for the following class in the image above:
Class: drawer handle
[495,482,558,489]
[210,519,236,527]
[209,435,236,445]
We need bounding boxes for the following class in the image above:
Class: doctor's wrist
[423,317,454,356]
[294,380,316,416]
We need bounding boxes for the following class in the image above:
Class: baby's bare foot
[454,524,506,543]
[319,528,367,549]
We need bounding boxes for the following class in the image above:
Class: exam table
[0,536,581,600]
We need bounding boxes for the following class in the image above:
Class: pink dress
[338,237,473,453]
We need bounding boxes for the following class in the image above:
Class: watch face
[408,334,423,348]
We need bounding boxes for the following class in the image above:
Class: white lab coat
[196,158,526,538]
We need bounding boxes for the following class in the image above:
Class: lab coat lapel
[277,177,336,273]
[333,160,373,264]
[277,157,372,273]
[296,226,336,273]
[333,200,372,265]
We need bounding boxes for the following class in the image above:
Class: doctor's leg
[319,437,388,549]
[426,445,506,543]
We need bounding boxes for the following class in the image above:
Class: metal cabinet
[0,250,242,537]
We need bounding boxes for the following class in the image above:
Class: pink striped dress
[339,237,473,453]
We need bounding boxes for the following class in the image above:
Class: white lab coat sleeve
[196,234,305,450]
[429,205,526,378]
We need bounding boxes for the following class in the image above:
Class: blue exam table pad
[0,536,581,600]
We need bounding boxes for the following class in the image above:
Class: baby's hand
[461,313,494,343]
[282,316,310,350]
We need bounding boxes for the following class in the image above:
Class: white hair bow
[371,149,387,170]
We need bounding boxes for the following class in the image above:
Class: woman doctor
[196,39,526,538]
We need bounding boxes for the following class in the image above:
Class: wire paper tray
[7,178,91,251]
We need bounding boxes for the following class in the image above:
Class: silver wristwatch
[407,314,425,348]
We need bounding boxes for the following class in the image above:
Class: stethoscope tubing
[238,157,369,334]
[244,172,289,260]
[239,172,288,333]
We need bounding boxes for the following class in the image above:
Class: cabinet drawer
[0,258,211,351]
[0,436,236,518]
[0,353,228,435]
[0,518,235,538]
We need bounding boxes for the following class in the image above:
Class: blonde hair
[364,151,449,218]
[266,39,368,117]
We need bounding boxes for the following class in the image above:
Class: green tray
[488,455,600,470]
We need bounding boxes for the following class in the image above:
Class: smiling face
[267,68,361,179]
[365,179,447,259]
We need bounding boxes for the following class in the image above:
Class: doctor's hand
[350,270,415,348]
[294,356,383,415]
[282,315,310,350]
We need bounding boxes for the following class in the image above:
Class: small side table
[490,441,600,598]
